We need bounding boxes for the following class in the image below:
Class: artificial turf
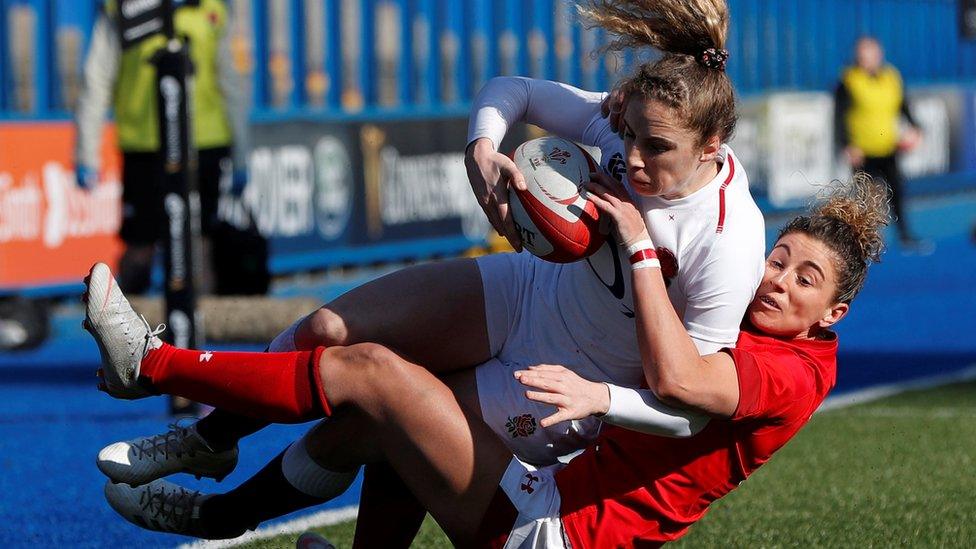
[244,380,976,548]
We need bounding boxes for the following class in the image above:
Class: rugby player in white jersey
[465,73,764,461]
[93,0,768,541]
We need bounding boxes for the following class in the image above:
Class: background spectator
[73,0,251,294]
[834,36,927,252]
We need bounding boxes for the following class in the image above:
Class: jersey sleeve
[600,384,710,437]
[727,347,817,422]
[466,77,614,150]
[680,243,763,355]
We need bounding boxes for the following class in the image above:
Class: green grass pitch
[244,381,976,548]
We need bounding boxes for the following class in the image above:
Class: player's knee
[317,343,405,402]
[343,342,403,378]
[299,307,349,348]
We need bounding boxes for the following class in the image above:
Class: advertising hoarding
[0,123,123,288]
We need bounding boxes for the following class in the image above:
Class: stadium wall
[1,0,975,120]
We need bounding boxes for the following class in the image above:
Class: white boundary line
[177,506,359,549]
[179,365,976,548]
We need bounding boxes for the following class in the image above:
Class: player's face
[621,98,719,199]
[747,232,849,339]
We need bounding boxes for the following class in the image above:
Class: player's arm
[513,365,709,437]
[600,384,710,436]
[464,77,614,250]
[585,175,742,418]
[630,265,740,417]
[466,76,608,151]
[74,11,120,177]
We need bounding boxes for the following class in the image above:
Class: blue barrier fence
[1,0,975,121]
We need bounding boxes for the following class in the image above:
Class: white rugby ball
[509,136,605,263]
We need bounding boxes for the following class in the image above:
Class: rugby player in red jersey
[84,171,888,546]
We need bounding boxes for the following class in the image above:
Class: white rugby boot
[103,479,222,539]
[97,423,239,487]
[83,262,162,399]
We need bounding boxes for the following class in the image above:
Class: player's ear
[698,134,721,163]
[817,301,849,329]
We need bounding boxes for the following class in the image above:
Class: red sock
[139,344,332,423]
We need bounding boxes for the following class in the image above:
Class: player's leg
[351,463,426,549]
[349,368,482,548]
[98,252,513,483]
[103,344,516,545]
[185,317,301,453]
[309,346,511,544]
[192,257,496,442]
[104,412,370,539]
[198,415,369,539]
[89,256,498,482]
[296,257,492,371]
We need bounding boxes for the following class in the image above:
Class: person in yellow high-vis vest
[834,36,927,252]
[74,0,250,293]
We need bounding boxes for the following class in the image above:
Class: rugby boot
[83,262,161,399]
[103,479,241,539]
[97,422,238,487]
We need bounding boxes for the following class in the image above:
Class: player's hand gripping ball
[509,137,606,263]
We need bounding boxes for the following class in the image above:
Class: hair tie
[698,48,729,71]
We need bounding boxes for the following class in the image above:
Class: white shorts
[475,358,602,464]
[496,457,570,549]
[474,253,604,465]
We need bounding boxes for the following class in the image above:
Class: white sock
[281,432,359,500]
[267,318,302,352]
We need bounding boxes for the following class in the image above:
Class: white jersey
[469,77,766,387]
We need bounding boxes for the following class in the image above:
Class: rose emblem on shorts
[506,414,537,438]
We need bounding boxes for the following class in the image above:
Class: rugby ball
[509,137,605,263]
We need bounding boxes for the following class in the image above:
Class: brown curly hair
[780,174,891,304]
[578,0,736,145]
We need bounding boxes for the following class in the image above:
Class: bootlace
[125,315,166,360]
[133,423,199,462]
[138,482,202,532]
[116,314,165,383]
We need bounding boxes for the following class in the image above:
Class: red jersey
[555,327,838,548]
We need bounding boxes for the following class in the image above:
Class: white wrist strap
[632,258,661,270]
[625,239,660,270]
[625,239,654,257]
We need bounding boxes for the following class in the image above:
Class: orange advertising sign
[0,122,123,288]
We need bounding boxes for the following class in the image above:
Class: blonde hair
[781,174,891,303]
[579,0,728,53]
[578,0,736,144]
